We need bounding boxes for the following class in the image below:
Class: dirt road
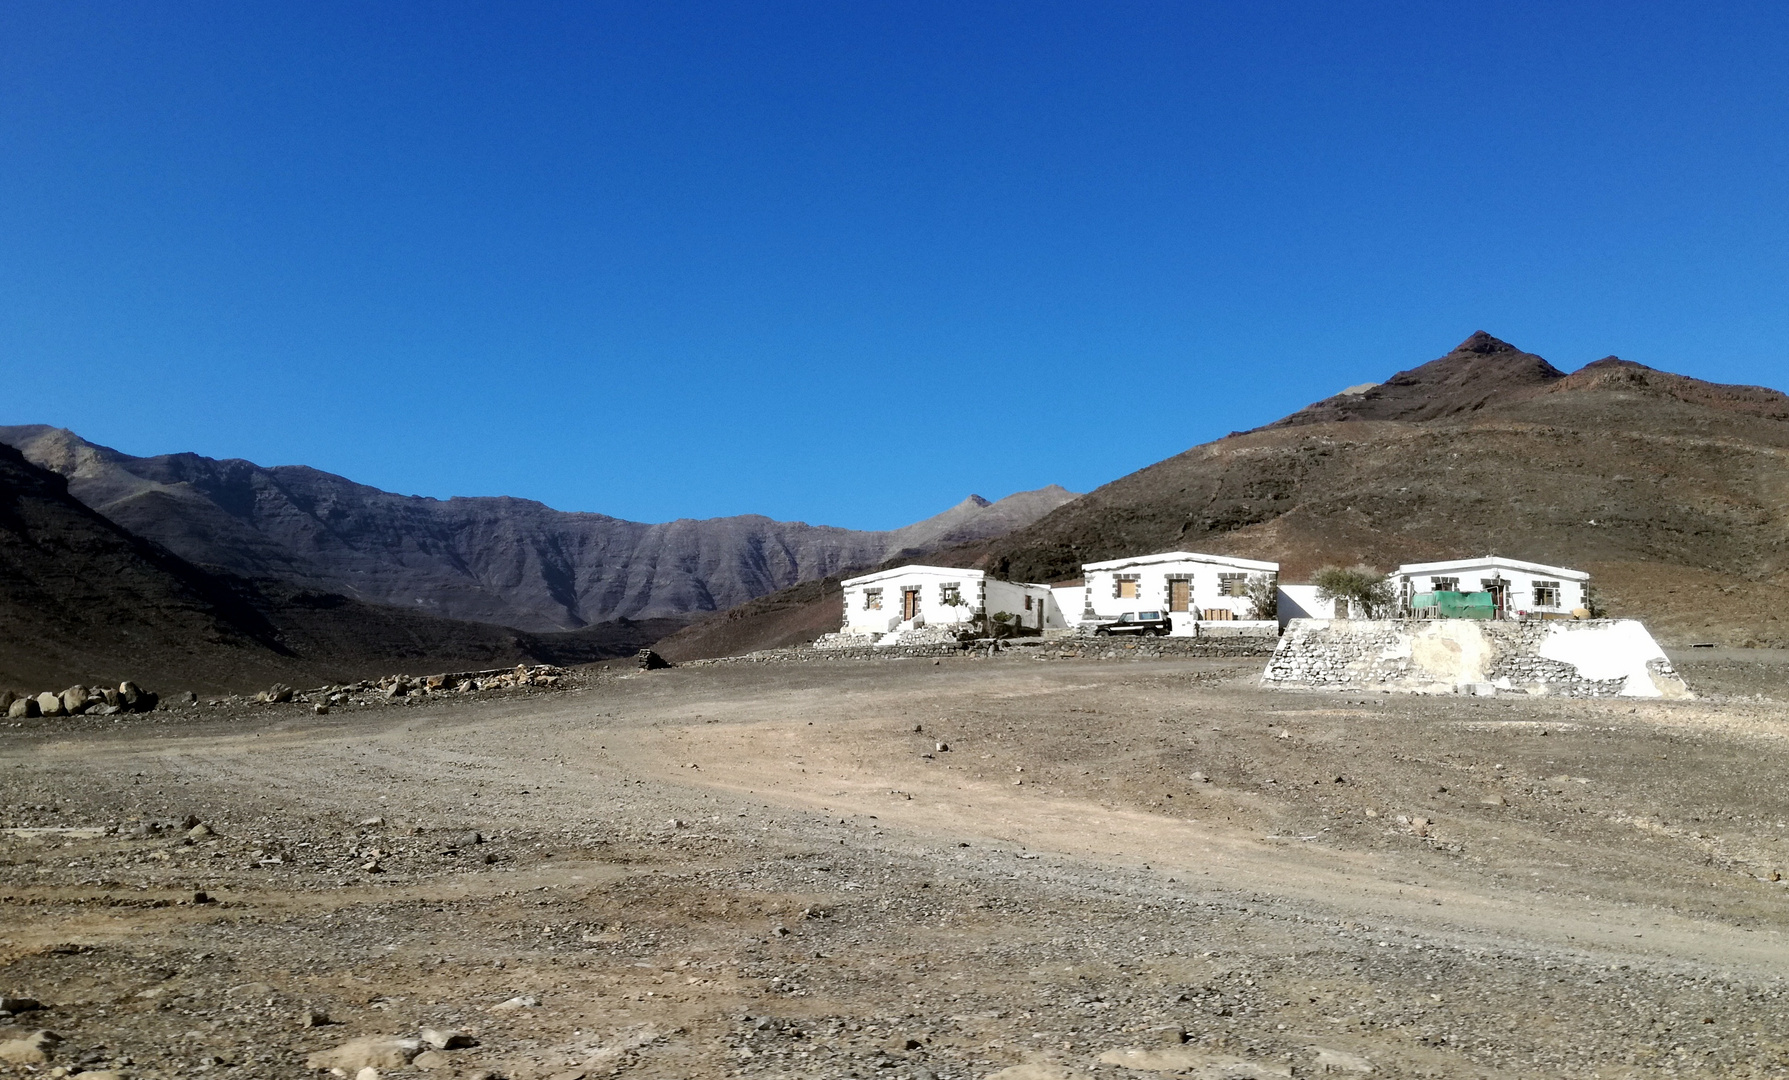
[4,654,1788,1078]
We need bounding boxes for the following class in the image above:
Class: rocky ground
[3,649,1788,1079]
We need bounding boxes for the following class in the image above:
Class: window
[940,583,962,606]
[1533,581,1561,607]
[864,588,882,610]
[1115,575,1140,599]
[1430,576,1460,592]
[1024,595,1033,610]
[1217,573,1248,597]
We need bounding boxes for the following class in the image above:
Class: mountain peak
[1262,332,1566,430]
[1454,330,1521,355]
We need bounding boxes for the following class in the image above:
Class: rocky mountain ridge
[0,441,682,690]
[0,425,1076,632]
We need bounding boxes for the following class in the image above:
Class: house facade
[1394,556,1591,620]
[1079,551,1279,635]
[839,565,1062,638]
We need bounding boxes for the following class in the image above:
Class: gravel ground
[3,652,1789,1079]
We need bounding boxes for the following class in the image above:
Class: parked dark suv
[1094,611,1173,636]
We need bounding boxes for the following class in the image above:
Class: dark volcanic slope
[1264,330,1567,427]
[678,334,1789,655]
[0,426,1075,633]
[0,442,289,689]
[0,443,676,691]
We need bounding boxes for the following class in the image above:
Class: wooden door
[1169,580,1190,612]
[903,589,920,620]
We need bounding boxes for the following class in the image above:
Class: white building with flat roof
[839,565,1062,640]
[1079,551,1279,635]
[1394,556,1591,619]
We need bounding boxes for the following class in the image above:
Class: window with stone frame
[1217,573,1248,597]
[940,583,962,606]
[1532,581,1561,607]
[1114,574,1140,599]
[864,588,882,610]
[1430,576,1460,592]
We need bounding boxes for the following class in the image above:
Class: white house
[839,565,1063,640]
[1079,551,1279,635]
[1393,556,1591,620]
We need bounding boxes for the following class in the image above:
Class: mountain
[1263,330,1569,426]
[0,425,1077,633]
[673,333,1789,653]
[0,441,678,691]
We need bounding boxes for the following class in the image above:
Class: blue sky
[4,3,1787,529]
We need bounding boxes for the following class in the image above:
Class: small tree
[1243,574,1278,620]
[1312,564,1394,619]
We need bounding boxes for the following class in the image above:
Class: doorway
[902,588,920,621]
[1169,580,1190,612]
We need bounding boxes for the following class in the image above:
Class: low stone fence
[686,633,1276,667]
[1262,618,1691,699]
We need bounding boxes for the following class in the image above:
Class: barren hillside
[678,333,1789,654]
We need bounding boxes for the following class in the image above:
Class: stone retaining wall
[1263,618,1691,698]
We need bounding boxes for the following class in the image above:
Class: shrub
[1312,565,1394,619]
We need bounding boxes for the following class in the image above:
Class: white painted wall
[1277,584,1345,627]
[1082,551,1279,636]
[984,580,1062,632]
[1051,585,1088,626]
[1537,620,1680,697]
[1394,558,1590,617]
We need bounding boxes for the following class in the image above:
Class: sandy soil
[4,652,1789,1079]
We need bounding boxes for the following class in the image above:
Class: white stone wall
[1262,618,1690,699]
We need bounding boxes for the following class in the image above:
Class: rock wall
[1262,618,1692,699]
[690,632,1278,666]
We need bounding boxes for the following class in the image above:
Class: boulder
[119,680,143,706]
[7,697,34,719]
[0,690,13,711]
[0,1030,60,1065]
[59,686,88,714]
[35,692,64,717]
[304,1036,422,1072]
